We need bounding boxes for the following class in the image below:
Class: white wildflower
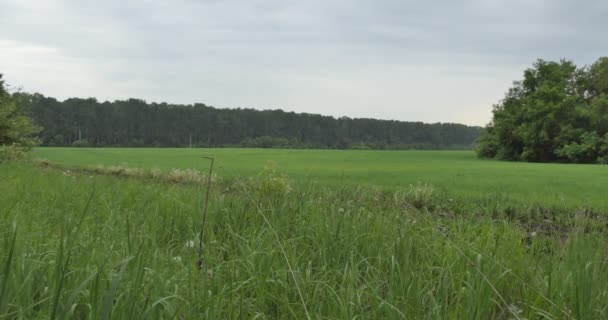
[173,256,182,263]
[531,231,537,237]
[186,240,195,248]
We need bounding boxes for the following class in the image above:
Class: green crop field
[34,147,608,209]
[2,148,608,319]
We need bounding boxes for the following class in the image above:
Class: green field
[2,148,608,318]
[34,147,608,209]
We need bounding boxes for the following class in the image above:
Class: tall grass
[1,163,608,319]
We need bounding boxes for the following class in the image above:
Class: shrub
[253,161,291,197]
[0,74,41,151]
[394,183,436,210]
[72,139,90,147]
[0,144,29,162]
[476,128,499,158]
[241,136,290,148]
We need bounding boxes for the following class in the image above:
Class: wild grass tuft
[1,162,608,318]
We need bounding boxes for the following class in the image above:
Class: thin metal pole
[198,156,214,271]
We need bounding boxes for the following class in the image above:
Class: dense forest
[12,92,481,149]
[477,57,608,163]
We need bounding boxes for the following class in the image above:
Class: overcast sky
[1,0,607,126]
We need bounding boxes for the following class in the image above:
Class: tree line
[12,92,481,149]
[477,57,608,163]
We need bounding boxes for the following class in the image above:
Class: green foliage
[475,128,499,158]
[71,139,89,147]
[0,144,30,162]
[2,163,608,318]
[13,92,481,149]
[555,132,608,163]
[241,136,291,148]
[394,183,435,209]
[252,161,291,197]
[477,57,608,163]
[49,134,65,146]
[0,74,40,161]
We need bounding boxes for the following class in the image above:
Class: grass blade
[0,224,17,313]
[99,258,130,320]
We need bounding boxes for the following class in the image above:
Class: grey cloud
[1,0,607,125]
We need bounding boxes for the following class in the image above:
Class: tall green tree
[0,74,41,149]
[477,58,608,163]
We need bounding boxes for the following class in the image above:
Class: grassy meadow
[34,147,608,209]
[1,148,608,318]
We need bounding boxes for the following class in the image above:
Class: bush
[476,128,499,158]
[394,183,436,210]
[0,144,29,162]
[555,132,608,163]
[0,74,41,154]
[241,136,290,148]
[253,161,291,197]
[72,139,90,147]
[49,134,65,146]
